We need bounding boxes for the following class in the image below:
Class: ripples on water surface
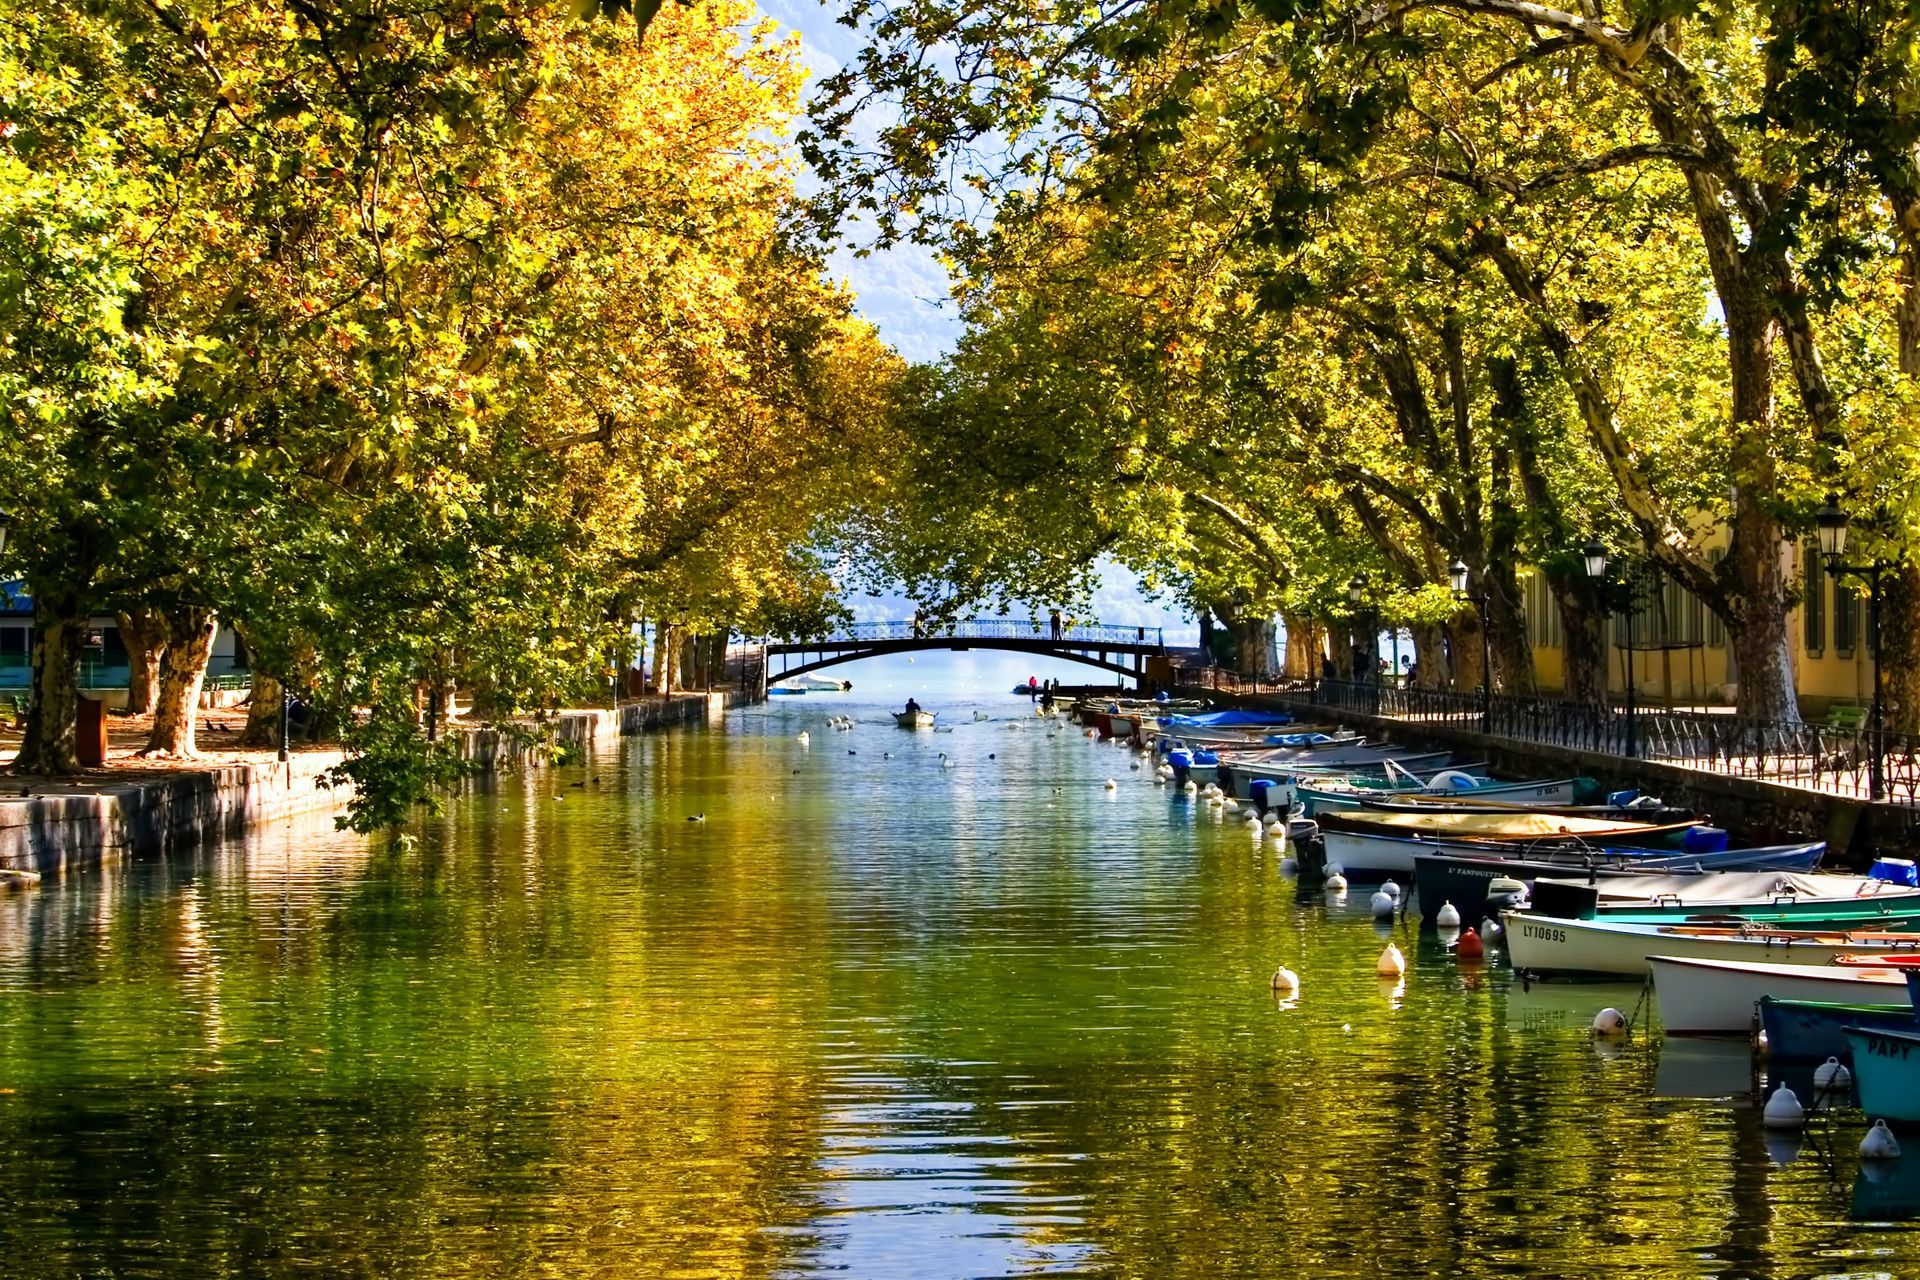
[2,699,1919,1278]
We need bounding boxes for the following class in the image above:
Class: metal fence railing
[1307,678,1920,806]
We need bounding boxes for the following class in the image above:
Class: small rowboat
[1648,954,1913,1035]
[1757,996,1920,1063]
[894,710,936,729]
[1504,912,1920,979]
[1846,1023,1920,1122]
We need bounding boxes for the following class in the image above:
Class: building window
[1803,544,1825,656]
[1525,572,1560,651]
[0,626,26,669]
[1835,579,1859,657]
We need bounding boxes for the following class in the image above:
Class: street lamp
[1816,494,1888,801]
[1448,558,1492,732]
[1581,537,1640,759]
[1581,537,1608,582]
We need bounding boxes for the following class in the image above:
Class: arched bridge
[766,619,1170,683]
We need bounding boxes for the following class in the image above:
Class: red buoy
[1456,927,1485,961]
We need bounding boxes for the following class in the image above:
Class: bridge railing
[777,619,1164,647]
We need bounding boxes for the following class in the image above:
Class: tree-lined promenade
[0,0,901,829]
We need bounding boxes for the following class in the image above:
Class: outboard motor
[1167,748,1195,788]
[1247,778,1273,815]
[1248,777,1298,816]
[1485,875,1531,913]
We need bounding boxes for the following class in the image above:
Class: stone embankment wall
[0,751,347,876]
[453,692,747,768]
[4,689,760,877]
[1179,687,1912,863]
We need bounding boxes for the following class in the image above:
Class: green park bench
[1826,702,1868,732]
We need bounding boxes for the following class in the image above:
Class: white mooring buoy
[1370,891,1397,920]
[1814,1056,1852,1093]
[1377,942,1406,976]
[1271,966,1300,995]
[1862,1119,1903,1160]
[1104,778,1118,791]
[1380,880,1402,901]
[1325,873,1349,892]
[1435,901,1462,928]
[1592,1008,1629,1038]
[1763,1085,1806,1130]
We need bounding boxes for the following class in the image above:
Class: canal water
[2,698,1917,1278]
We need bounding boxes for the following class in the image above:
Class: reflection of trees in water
[0,723,1906,1278]
[0,745,837,1278]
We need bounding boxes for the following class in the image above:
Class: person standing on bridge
[912,609,924,639]
[1049,608,1062,640]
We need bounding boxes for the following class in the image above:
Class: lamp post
[1581,537,1640,759]
[1448,559,1492,733]
[1349,575,1378,713]
[1815,495,1888,802]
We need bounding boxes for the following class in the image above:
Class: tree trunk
[1552,572,1610,707]
[117,608,163,714]
[14,590,86,775]
[1876,565,1920,735]
[1724,496,1800,724]
[241,671,284,748]
[1482,565,1536,696]
[1229,614,1279,678]
[1281,613,1320,679]
[1447,613,1487,696]
[144,607,217,757]
[653,625,679,695]
[1409,623,1450,688]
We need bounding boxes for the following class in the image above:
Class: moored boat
[1845,1023,1920,1123]
[1411,847,1841,921]
[1758,995,1920,1064]
[1301,776,1599,817]
[1648,954,1913,1034]
[1503,912,1920,979]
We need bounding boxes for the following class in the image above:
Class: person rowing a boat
[904,697,922,715]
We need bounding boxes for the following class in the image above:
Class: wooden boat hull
[1649,954,1913,1035]
[1504,911,1920,979]
[1217,754,1459,797]
[1845,1024,1920,1122]
[1758,996,1919,1064]
[893,711,936,729]
[1303,778,1585,817]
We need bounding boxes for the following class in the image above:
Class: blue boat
[1161,710,1295,730]
[1759,996,1919,1064]
[1845,1023,1920,1124]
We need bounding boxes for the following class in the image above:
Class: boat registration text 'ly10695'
[1520,923,1567,943]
